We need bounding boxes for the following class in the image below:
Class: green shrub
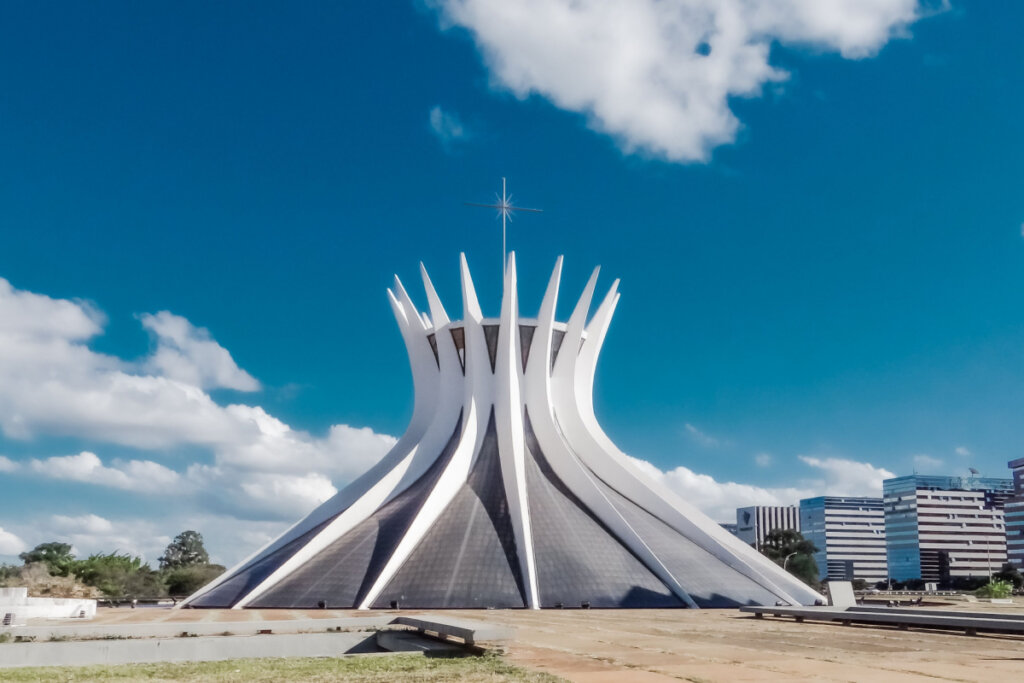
[975,579,1013,599]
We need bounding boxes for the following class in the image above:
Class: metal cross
[465,177,542,275]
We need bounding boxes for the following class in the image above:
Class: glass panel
[523,411,682,608]
[518,324,535,372]
[592,474,785,607]
[550,329,565,370]
[426,333,439,369]
[372,409,526,608]
[249,412,465,608]
[449,327,466,373]
[483,324,499,373]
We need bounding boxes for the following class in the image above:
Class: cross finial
[465,177,542,276]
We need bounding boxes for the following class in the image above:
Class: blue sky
[1,1,1022,565]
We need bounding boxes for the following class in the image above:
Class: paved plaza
[25,603,1021,682]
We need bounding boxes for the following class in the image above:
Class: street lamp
[783,552,798,570]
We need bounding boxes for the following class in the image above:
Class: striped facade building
[884,475,1014,582]
[1007,457,1024,570]
[735,506,800,550]
[799,497,887,584]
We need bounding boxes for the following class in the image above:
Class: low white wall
[1,587,96,625]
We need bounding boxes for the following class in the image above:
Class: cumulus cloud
[754,452,773,467]
[796,455,895,493]
[0,526,26,555]
[432,0,932,161]
[30,451,181,493]
[631,453,895,521]
[428,105,470,148]
[44,514,169,561]
[0,277,396,525]
[0,279,245,448]
[140,311,260,392]
[955,446,971,457]
[684,422,720,448]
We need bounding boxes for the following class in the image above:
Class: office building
[884,475,1013,582]
[1006,457,1024,570]
[735,506,800,550]
[799,496,887,584]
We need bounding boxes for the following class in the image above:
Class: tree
[122,566,167,600]
[71,553,150,598]
[164,564,226,596]
[19,542,75,576]
[159,531,209,570]
[993,562,1023,589]
[759,529,820,587]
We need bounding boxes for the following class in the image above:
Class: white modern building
[799,497,887,584]
[884,475,1013,582]
[1006,457,1024,570]
[735,506,800,550]
[182,254,821,609]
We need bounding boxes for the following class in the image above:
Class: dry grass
[2,652,564,682]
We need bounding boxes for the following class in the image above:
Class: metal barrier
[740,605,1024,637]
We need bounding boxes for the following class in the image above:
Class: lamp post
[783,552,798,570]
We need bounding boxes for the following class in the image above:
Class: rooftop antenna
[465,177,542,276]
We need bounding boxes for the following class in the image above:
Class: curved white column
[357,253,493,609]
[534,267,698,607]
[494,253,540,608]
[233,274,466,609]
[185,279,439,608]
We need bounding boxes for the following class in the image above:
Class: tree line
[0,530,224,599]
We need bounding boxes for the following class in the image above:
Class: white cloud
[754,452,773,467]
[30,451,181,494]
[432,0,931,161]
[0,526,26,556]
[912,453,944,473]
[51,513,114,536]
[630,453,894,521]
[428,105,470,148]
[796,455,895,494]
[0,277,395,525]
[44,514,168,562]
[955,446,971,457]
[0,455,18,472]
[684,422,720,448]
[140,311,259,392]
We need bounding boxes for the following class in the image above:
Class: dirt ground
[73,603,1024,682]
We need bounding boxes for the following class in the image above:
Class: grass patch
[1,652,564,682]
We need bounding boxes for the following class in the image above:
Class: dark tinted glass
[249,412,464,608]
[523,412,682,608]
[372,409,526,608]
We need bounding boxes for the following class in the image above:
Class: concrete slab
[0,632,378,669]
[390,614,514,644]
[5,615,392,641]
[376,630,466,654]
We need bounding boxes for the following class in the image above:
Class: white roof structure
[182,254,822,609]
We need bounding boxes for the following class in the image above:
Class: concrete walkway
[0,632,378,669]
